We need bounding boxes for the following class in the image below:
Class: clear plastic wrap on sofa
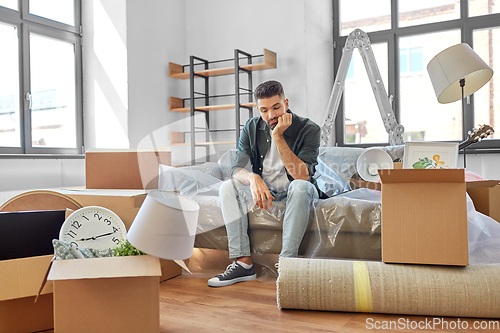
[301,188,383,260]
[158,163,223,198]
[467,193,500,264]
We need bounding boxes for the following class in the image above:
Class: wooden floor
[158,275,499,332]
[40,274,498,332]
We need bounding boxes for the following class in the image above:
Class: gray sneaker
[208,261,257,287]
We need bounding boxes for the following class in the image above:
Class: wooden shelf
[169,49,276,80]
[169,97,255,113]
[170,141,236,146]
[170,131,235,146]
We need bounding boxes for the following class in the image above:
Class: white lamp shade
[427,43,493,104]
[127,190,200,260]
[356,148,394,182]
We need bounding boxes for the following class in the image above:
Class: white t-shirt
[261,136,290,193]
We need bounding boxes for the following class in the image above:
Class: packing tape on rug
[353,261,373,312]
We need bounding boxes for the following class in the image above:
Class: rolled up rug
[276,257,500,318]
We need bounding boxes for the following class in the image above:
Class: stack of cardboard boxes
[0,148,180,333]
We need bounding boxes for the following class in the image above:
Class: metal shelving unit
[168,48,277,165]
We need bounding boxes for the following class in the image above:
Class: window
[343,42,389,144]
[339,0,391,36]
[333,0,500,149]
[0,0,82,155]
[346,59,354,79]
[399,36,424,74]
[473,27,499,137]
[0,0,17,11]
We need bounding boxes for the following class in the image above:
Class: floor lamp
[427,43,493,167]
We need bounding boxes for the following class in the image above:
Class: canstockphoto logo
[366,317,500,330]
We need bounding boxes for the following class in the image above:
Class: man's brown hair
[254,80,285,101]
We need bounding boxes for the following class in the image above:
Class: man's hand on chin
[272,113,292,138]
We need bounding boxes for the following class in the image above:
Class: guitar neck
[458,125,494,150]
[459,141,473,150]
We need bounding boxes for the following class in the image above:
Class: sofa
[158,146,405,261]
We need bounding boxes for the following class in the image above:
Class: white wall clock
[59,206,127,250]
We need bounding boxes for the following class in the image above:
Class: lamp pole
[460,78,466,168]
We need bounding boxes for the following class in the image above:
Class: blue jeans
[219,178,319,258]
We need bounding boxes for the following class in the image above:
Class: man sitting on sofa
[208,80,327,287]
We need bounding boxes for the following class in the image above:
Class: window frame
[0,0,83,156]
[333,0,500,152]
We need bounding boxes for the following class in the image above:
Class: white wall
[0,158,85,206]
[125,0,335,165]
[126,0,187,150]
[83,0,130,149]
[181,0,333,142]
[459,153,500,180]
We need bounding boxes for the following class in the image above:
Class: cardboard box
[352,166,495,194]
[0,255,54,333]
[56,189,147,230]
[85,148,171,190]
[48,255,161,333]
[55,189,183,281]
[466,182,500,223]
[380,169,468,266]
[160,258,184,282]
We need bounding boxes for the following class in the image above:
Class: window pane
[401,36,425,74]
[469,0,500,17]
[346,60,354,79]
[29,0,75,26]
[400,30,462,142]
[340,0,391,36]
[399,0,460,28]
[400,49,408,73]
[0,23,21,148]
[473,28,498,139]
[410,48,424,71]
[30,33,76,148]
[344,42,389,144]
[0,0,17,10]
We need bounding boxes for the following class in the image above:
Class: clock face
[59,206,127,250]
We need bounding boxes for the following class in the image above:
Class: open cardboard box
[55,188,183,281]
[0,209,71,333]
[56,188,147,230]
[351,165,499,195]
[47,255,161,333]
[379,169,468,266]
[85,148,171,190]
[0,255,54,333]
